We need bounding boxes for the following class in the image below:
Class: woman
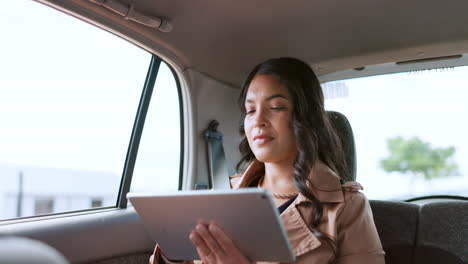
[151,57,385,264]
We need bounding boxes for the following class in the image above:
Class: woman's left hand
[189,222,252,264]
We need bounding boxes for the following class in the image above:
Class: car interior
[0,0,467,263]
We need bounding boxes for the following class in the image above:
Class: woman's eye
[271,106,286,111]
[246,109,255,115]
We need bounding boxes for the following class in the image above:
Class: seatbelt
[203,120,231,189]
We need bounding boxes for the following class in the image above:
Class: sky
[1,1,467,204]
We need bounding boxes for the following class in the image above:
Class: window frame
[116,56,184,209]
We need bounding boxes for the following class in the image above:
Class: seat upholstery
[370,200,419,264]
[413,201,468,264]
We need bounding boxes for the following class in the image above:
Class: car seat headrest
[327,111,356,181]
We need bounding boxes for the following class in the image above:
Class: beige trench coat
[229,160,385,264]
[151,160,385,264]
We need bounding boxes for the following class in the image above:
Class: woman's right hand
[149,222,252,264]
[189,222,253,264]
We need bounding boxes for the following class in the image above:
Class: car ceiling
[44,0,468,86]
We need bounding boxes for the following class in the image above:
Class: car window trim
[117,55,162,208]
[168,63,185,191]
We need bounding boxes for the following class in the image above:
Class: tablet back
[127,189,295,262]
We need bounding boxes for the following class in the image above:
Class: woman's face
[244,74,297,164]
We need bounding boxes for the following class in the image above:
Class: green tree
[380,136,458,180]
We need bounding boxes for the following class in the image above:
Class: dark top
[277,195,297,214]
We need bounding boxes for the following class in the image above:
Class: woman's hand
[190,222,252,264]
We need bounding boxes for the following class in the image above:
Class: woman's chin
[253,149,296,164]
[253,153,282,164]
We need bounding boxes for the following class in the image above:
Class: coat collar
[231,159,344,203]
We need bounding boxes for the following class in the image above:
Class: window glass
[0,1,150,220]
[131,62,181,193]
[323,67,468,200]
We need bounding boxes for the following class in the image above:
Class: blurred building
[0,164,120,220]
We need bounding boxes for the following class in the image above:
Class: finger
[190,231,211,257]
[196,245,214,264]
[190,232,216,264]
[195,224,226,257]
[208,223,236,253]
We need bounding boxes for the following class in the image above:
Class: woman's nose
[253,108,267,127]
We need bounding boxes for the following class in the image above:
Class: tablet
[127,188,295,262]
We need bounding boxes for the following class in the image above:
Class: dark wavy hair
[237,57,349,237]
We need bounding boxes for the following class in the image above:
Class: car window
[0,1,181,220]
[131,62,182,193]
[323,66,468,200]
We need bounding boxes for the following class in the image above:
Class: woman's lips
[253,135,274,145]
